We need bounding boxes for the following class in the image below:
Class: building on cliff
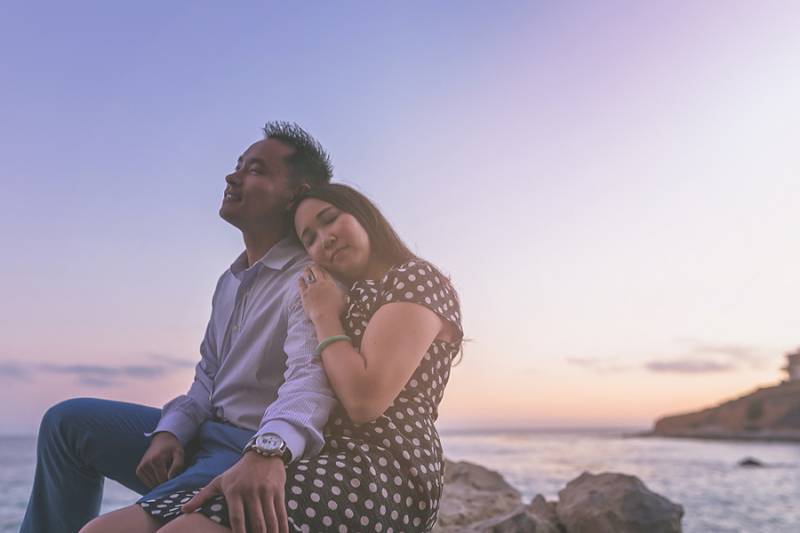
[782,348,800,382]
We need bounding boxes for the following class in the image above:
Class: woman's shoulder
[383,258,452,286]
[380,258,459,304]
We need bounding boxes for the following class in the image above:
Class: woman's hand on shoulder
[298,264,347,326]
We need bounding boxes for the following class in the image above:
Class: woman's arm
[312,301,444,424]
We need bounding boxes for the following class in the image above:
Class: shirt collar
[230,236,306,278]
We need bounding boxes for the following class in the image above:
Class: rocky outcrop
[556,472,683,533]
[433,460,522,532]
[435,460,683,533]
[652,380,800,441]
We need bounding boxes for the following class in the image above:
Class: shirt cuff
[149,409,199,448]
[258,419,307,463]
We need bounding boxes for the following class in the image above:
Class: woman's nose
[323,234,337,249]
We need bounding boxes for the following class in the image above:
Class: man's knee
[40,398,99,435]
[38,398,114,452]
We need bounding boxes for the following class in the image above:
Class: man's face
[220,138,297,231]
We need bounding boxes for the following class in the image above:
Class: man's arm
[136,282,222,488]
[182,283,337,533]
[150,327,218,446]
[256,285,338,461]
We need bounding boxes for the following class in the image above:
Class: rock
[738,457,765,467]
[476,507,562,533]
[556,472,683,533]
[433,459,523,533]
[529,494,559,526]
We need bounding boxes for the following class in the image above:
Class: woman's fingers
[309,264,328,280]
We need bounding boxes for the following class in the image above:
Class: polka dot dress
[139,260,462,532]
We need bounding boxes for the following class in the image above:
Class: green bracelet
[315,335,352,355]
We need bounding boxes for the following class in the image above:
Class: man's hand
[182,453,289,533]
[136,431,185,489]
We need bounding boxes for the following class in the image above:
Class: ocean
[2,429,798,532]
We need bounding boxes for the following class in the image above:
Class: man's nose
[225,170,241,185]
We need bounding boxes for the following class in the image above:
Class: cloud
[565,341,771,376]
[644,341,769,374]
[645,359,735,373]
[0,355,195,387]
[0,362,31,380]
[147,353,196,369]
[564,357,635,373]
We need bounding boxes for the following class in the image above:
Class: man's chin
[219,207,242,227]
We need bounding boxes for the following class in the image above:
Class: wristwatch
[243,433,293,464]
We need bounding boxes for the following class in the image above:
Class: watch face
[257,434,283,452]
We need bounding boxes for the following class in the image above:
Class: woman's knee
[78,504,160,533]
[157,513,230,532]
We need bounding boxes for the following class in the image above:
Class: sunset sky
[2,1,799,433]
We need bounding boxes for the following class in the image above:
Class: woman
[124,184,462,532]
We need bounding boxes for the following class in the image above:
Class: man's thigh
[48,397,161,494]
[140,421,251,501]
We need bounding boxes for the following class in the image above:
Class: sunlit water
[2,430,798,532]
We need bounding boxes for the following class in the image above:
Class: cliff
[652,379,800,441]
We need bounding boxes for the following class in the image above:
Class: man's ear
[287,183,311,211]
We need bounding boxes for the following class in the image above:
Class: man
[21,122,338,533]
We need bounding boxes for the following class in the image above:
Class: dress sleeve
[379,260,463,345]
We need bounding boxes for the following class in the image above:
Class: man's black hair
[263,121,333,186]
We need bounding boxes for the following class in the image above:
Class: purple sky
[2,1,800,432]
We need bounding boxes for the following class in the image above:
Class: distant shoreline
[627,430,800,443]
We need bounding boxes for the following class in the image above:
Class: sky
[1,1,799,433]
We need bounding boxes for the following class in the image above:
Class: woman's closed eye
[320,210,339,225]
[303,232,317,248]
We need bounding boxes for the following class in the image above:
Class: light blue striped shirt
[153,237,337,462]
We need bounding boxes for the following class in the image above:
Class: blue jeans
[20,398,253,533]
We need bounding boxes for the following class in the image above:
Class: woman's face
[295,198,372,280]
